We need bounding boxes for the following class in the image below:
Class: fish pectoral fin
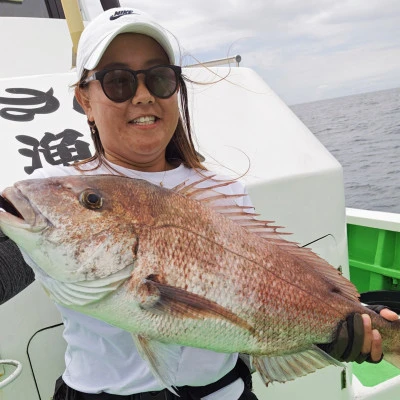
[132,334,179,396]
[253,346,343,386]
[141,277,254,332]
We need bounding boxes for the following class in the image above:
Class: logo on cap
[110,10,138,21]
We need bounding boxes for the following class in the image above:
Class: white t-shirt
[25,161,253,399]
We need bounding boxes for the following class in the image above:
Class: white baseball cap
[76,7,175,78]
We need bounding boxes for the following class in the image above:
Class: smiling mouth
[130,116,158,125]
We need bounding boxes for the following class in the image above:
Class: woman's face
[77,33,180,171]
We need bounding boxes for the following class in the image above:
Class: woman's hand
[318,307,398,363]
[361,308,398,362]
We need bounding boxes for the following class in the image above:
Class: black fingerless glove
[318,313,364,362]
[318,308,386,364]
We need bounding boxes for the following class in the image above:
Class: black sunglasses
[83,65,182,103]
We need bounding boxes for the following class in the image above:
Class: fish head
[0,175,146,283]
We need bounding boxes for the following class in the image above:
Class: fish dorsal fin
[280,245,359,302]
[173,176,359,303]
[172,175,287,236]
[253,346,343,386]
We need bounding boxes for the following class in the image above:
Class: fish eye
[79,190,103,210]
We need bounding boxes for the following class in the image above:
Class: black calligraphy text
[16,130,92,174]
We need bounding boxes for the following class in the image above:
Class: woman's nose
[131,77,155,105]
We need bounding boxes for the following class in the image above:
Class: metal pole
[186,55,242,68]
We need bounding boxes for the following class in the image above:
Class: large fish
[0,174,399,390]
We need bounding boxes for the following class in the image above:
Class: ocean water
[291,87,400,214]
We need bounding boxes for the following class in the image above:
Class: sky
[103,0,400,105]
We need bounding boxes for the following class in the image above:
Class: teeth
[132,116,156,125]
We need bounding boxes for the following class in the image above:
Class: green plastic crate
[348,224,400,293]
[347,223,400,386]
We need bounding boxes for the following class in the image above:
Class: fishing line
[26,323,64,400]
[301,234,333,248]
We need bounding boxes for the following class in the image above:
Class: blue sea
[291,87,400,214]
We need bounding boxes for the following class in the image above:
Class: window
[0,0,65,19]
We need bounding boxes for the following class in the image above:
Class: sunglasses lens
[99,66,179,102]
[146,66,179,99]
[102,70,136,102]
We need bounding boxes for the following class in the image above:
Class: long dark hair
[74,70,206,172]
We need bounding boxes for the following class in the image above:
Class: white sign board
[0,72,92,189]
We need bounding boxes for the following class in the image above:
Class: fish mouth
[0,188,48,233]
[0,195,23,218]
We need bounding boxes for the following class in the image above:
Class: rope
[0,359,22,389]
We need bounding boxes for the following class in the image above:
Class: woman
[17,7,396,400]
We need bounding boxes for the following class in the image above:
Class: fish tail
[371,314,400,369]
[384,353,400,368]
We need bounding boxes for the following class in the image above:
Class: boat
[0,1,399,399]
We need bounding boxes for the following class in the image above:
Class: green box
[348,224,400,293]
[347,223,400,386]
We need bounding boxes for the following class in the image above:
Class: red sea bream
[0,175,399,391]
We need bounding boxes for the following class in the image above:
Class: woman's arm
[0,239,34,304]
